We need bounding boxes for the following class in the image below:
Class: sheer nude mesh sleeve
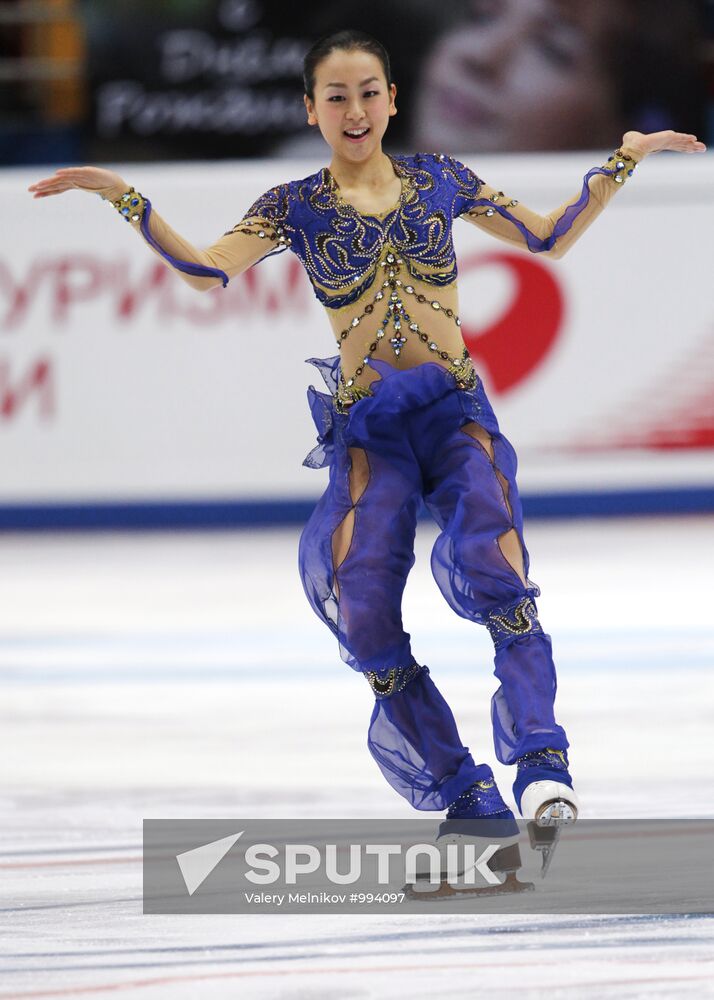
[98,181,291,291]
[457,144,643,260]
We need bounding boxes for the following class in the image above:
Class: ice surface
[1,517,713,997]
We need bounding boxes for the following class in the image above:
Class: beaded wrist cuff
[606,148,639,184]
[99,186,147,223]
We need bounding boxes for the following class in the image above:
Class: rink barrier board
[0,485,713,530]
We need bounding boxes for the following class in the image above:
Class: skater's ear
[304,93,319,127]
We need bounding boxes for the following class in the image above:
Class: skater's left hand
[621,130,707,159]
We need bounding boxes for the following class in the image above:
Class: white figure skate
[520,780,580,827]
[514,749,580,877]
[404,778,535,899]
[520,780,580,877]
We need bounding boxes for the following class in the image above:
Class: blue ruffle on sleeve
[461,164,619,253]
[139,199,230,287]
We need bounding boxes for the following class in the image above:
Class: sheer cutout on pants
[331,446,371,602]
[459,420,528,589]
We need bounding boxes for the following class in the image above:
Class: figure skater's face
[412,0,623,152]
[304,49,397,161]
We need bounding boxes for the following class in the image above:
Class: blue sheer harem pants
[299,359,568,811]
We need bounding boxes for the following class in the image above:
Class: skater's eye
[327,91,379,101]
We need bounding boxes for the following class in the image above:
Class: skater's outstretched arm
[457,130,706,260]
[27,167,286,292]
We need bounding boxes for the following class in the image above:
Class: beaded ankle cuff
[516,747,569,772]
[100,186,147,223]
[364,661,427,698]
[485,596,544,650]
[446,778,510,819]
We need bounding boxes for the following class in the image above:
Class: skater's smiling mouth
[343,126,371,142]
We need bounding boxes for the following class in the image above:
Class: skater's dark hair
[303,29,392,101]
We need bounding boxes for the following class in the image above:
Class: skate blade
[403,872,535,901]
[536,799,577,827]
[528,811,571,878]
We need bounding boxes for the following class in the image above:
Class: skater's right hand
[27,166,129,203]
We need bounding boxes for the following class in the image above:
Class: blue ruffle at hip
[302,354,500,471]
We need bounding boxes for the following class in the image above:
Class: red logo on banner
[458,251,564,394]
[0,357,54,419]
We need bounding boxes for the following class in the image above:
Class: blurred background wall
[1,0,711,165]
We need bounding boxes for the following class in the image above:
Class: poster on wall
[80,0,707,162]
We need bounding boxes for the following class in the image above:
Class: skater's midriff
[323,262,476,408]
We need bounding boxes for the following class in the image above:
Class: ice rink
[2,515,713,998]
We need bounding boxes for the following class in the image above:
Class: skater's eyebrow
[324,77,380,89]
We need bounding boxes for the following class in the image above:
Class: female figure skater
[28,31,705,834]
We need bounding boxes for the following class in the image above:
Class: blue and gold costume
[108,146,640,813]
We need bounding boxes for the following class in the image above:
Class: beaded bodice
[236,153,481,308]
[129,145,640,412]
[230,153,491,409]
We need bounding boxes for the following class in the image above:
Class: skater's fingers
[666,134,706,153]
[27,176,63,190]
[37,178,71,190]
[28,181,72,197]
[29,168,101,193]
[29,178,97,197]
[28,174,77,190]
